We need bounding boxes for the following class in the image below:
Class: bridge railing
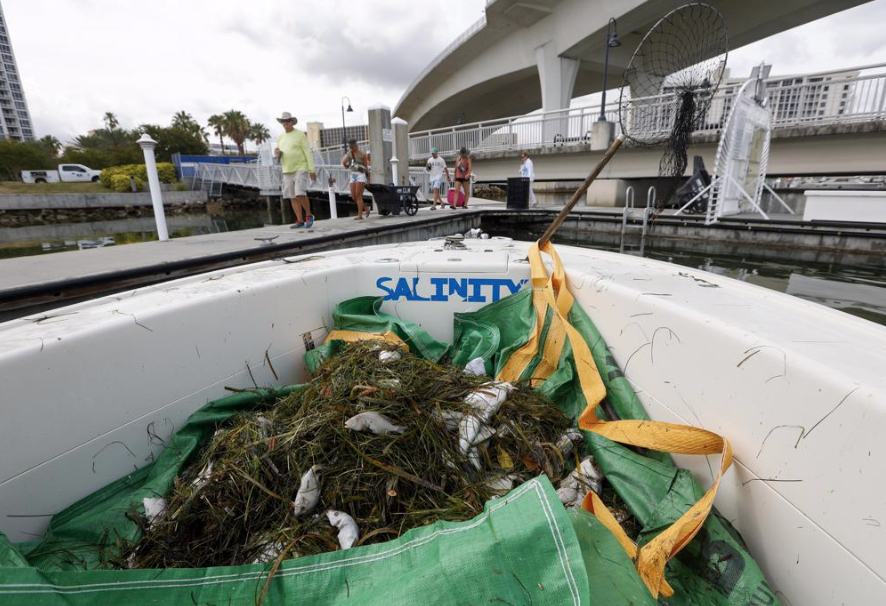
[407,66,886,161]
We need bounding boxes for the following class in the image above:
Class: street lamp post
[598,18,622,122]
[341,96,353,151]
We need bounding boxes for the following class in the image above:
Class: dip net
[618,3,728,207]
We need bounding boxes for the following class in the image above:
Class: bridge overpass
[394,0,873,131]
[397,64,886,181]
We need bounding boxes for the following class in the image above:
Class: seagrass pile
[124,343,581,568]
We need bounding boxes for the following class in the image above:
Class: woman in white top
[520,151,537,207]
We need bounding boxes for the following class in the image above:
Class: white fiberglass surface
[0,240,883,606]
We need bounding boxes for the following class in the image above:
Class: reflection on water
[0,209,273,260]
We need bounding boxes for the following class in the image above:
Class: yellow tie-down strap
[496,241,733,599]
[324,330,410,352]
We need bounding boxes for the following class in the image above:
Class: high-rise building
[304,122,370,150]
[0,1,33,141]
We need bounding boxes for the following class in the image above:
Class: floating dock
[1,201,884,320]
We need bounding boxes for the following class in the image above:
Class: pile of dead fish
[123,342,621,569]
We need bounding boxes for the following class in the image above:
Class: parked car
[21,164,102,184]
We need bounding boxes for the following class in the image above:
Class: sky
[4,0,886,145]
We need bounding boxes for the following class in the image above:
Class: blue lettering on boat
[376,277,527,303]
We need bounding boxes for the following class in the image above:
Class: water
[0,208,277,260]
[504,228,886,327]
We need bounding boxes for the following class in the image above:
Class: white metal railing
[407,66,886,161]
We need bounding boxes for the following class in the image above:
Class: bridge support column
[535,42,579,145]
[392,117,409,185]
[368,104,393,185]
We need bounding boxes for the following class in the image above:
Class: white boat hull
[1,239,884,606]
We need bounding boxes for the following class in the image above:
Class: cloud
[2,0,883,142]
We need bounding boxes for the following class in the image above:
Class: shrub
[108,173,145,192]
[0,141,57,181]
[100,162,176,190]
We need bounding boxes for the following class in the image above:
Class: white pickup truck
[21,164,102,184]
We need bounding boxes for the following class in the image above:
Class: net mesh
[617,3,728,206]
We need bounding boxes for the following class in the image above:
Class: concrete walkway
[0,198,504,318]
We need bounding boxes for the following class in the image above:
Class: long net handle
[537,134,626,247]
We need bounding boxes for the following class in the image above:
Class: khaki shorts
[282,170,310,198]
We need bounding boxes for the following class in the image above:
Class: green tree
[207,114,226,155]
[222,110,249,155]
[248,122,271,146]
[59,147,119,170]
[139,124,208,161]
[0,141,56,181]
[171,111,206,141]
[37,135,62,157]
[103,111,119,130]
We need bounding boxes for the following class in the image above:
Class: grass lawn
[0,181,110,194]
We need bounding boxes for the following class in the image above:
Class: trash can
[506,177,530,209]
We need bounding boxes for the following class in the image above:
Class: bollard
[391,156,399,186]
[328,177,338,220]
[137,134,169,242]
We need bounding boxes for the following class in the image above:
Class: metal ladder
[619,186,655,255]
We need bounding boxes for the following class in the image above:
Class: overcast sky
[4,0,886,144]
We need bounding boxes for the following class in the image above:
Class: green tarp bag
[0,253,779,606]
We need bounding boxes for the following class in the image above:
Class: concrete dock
[0,202,498,319]
[2,198,885,320]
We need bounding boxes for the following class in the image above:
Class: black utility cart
[365,184,420,216]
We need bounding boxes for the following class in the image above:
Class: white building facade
[0,1,33,141]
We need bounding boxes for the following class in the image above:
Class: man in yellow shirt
[274,112,317,228]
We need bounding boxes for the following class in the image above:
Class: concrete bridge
[396,64,886,184]
[394,0,872,131]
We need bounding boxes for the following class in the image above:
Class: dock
[0,202,498,320]
[2,199,885,321]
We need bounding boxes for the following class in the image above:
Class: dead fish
[192,461,213,490]
[292,464,323,517]
[557,456,603,508]
[142,497,167,527]
[485,474,520,495]
[467,447,483,471]
[458,415,495,454]
[378,350,401,363]
[345,411,406,435]
[438,409,464,431]
[465,382,514,419]
[326,510,360,549]
[556,428,584,457]
[251,539,288,564]
[463,357,487,377]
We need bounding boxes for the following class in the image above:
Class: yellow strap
[324,329,410,352]
[498,241,733,599]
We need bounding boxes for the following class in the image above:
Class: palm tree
[171,111,194,130]
[37,134,62,156]
[172,111,207,142]
[248,122,271,146]
[103,112,119,131]
[222,110,250,155]
[207,114,226,155]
